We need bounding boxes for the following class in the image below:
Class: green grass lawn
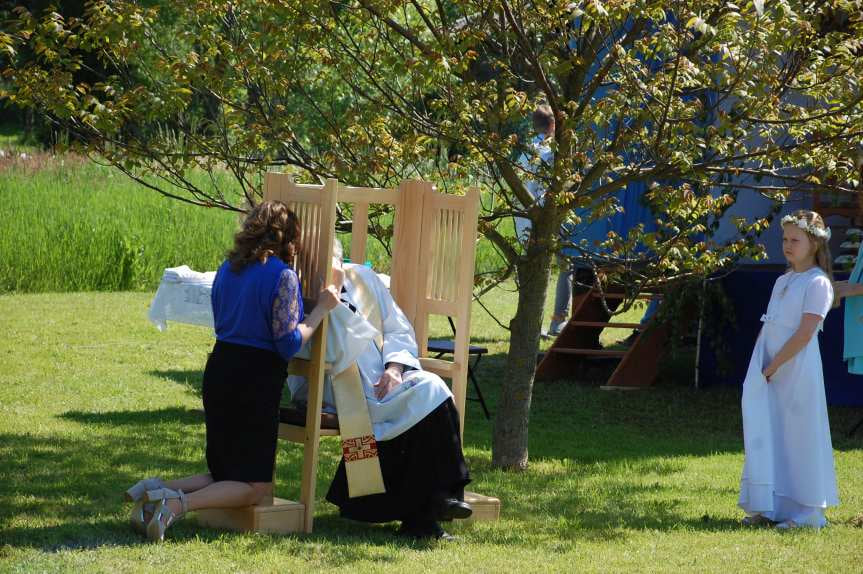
[1,289,862,573]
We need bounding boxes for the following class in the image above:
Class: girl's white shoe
[741,514,773,527]
[776,519,824,530]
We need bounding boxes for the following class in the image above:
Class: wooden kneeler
[198,176,500,534]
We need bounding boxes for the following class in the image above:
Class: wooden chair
[200,175,499,534]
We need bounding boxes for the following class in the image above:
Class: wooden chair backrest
[261,174,479,533]
[264,175,479,424]
[263,172,337,427]
[326,180,480,429]
[263,174,339,301]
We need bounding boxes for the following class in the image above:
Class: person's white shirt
[514,134,553,243]
[287,264,453,441]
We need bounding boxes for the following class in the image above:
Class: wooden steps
[547,348,628,358]
[568,321,643,329]
[591,292,661,300]
[193,492,499,534]
[536,287,669,388]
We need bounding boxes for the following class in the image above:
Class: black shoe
[432,522,457,541]
[433,495,473,522]
[398,519,456,540]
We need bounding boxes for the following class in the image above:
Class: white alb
[288,264,453,441]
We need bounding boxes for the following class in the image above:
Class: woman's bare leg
[161,481,272,516]
[164,473,215,494]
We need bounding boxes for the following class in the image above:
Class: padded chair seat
[279,406,340,430]
[427,339,488,355]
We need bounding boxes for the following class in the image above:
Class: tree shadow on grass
[0,418,459,561]
[0,428,198,550]
[4,401,746,556]
[1,517,443,562]
[474,350,863,447]
[149,369,203,398]
[0,521,142,553]
[10,346,850,555]
[0,408,436,558]
[461,349,861,542]
[59,406,202,427]
[464,453,744,545]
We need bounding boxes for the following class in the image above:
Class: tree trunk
[491,241,553,470]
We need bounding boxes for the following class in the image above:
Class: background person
[514,105,572,336]
[834,240,863,374]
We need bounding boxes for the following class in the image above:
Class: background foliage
[2,0,861,468]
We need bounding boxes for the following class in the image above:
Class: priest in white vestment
[287,244,472,540]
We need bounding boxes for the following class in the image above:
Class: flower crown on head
[780,214,831,240]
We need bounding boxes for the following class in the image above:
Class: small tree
[3,1,861,469]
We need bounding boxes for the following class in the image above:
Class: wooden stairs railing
[535,288,669,389]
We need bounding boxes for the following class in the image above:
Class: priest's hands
[374,363,404,400]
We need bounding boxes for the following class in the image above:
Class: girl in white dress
[738,210,839,529]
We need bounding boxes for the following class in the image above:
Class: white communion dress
[738,267,839,528]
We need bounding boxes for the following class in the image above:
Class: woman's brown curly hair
[227,200,301,272]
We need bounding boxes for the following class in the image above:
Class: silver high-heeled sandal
[126,478,166,534]
[125,477,165,502]
[130,499,152,535]
[145,488,188,543]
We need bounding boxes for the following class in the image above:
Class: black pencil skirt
[325,398,471,523]
[202,340,287,483]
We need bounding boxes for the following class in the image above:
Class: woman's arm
[273,269,339,360]
[763,313,822,382]
[834,280,863,300]
[296,288,339,344]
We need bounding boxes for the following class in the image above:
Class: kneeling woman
[125,200,339,542]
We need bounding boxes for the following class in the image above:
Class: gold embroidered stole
[330,266,385,498]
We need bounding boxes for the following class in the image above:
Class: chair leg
[299,437,319,533]
[468,359,491,420]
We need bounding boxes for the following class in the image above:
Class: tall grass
[0,155,510,293]
[0,158,238,292]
